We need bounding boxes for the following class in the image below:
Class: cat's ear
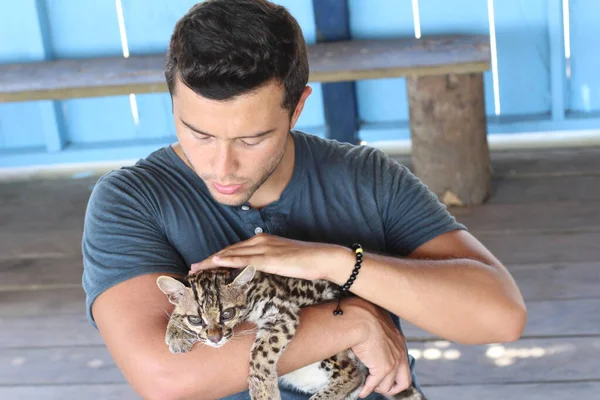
[230,265,256,287]
[156,276,187,305]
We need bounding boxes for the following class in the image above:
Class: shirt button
[254,227,263,234]
[241,205,250,211]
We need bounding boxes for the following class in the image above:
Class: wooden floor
[1,146,599,399]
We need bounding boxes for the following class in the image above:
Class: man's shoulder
[88,146,179,210]
[296,131,408,182]
[296,131,391,170]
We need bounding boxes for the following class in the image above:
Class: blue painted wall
[1,0,599,168]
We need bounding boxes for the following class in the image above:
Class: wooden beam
[312,0,359,144]
[407,72,492,206]
[0,35,490,103]
[34,0,67,152]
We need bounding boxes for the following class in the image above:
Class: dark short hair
[165,0,309,115]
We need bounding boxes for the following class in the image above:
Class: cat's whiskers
[169,318,197,336]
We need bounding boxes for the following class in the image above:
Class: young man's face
[172,78,311,207]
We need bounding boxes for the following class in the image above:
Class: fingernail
[213,256,221,261]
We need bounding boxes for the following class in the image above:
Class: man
[82,1,527,399]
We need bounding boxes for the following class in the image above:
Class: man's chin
[208,189,251,207]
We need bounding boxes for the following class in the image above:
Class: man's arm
[93,272,403,400]
[325,229,527,345]
[200,230,526,346]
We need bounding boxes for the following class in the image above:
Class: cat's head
[156,265,255,353]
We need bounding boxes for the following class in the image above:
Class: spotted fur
[157,266,427,400]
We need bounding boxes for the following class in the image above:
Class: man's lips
[212,182,243,195]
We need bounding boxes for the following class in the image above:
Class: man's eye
[221,308,236,321]
[187,315,203,326]
[240,139,262,146]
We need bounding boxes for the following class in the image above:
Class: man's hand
[347,297,412,398]
[190,233,349,281]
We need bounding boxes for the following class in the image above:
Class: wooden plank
[3,225,598,269]
[407,336,600,386]
[0,230,82,262]
[478,231,600,265]
[0,35,490,102]
[0,256,83,289]
[308,35,490,82]
[392,146,600,177]
[2,252,598,299]
[488,175,600,204]
[0,55,168,102]
[1,337,597,386]
[0,176,96,228]
[488,147,600,177]
[1,381,598,400]
[402,298,600,341]
[0,288,84,317]
[0,384,139,400]
[4,297,598,349]
[0,346,125,385]
[450,201,600,234]
[508,261,600,301]
[0,314,103,348]
[422,382,600,400]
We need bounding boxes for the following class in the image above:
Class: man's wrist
[323,244,358,285]
[340,297,378,345]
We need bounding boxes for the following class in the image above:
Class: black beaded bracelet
[333,243,363,316]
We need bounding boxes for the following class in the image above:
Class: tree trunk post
[406,72,492,206]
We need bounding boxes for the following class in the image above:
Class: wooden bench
[0,34,491,206]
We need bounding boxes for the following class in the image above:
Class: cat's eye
[187,315,203,326]
[221,308,236,321]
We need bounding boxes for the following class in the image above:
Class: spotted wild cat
[156,266,426,400]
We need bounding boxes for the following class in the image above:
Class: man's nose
[213,144,237,178]
[207,328,223,343]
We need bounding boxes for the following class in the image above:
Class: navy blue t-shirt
[82,130,465,399]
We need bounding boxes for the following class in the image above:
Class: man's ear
[230,265,256,287]
[290,85,312,129]
[156,276,187,305]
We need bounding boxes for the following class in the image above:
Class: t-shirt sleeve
[82,172,186,329]
[372,150,467,256]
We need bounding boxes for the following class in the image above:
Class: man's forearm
[162,300,366,399]
[325,246,527,345]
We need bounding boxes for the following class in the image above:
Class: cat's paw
[167,338,196,354]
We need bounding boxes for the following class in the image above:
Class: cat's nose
[207,330,223,343]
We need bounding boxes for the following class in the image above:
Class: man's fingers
[374,368,397,395]
[214,254,264,269]
[358,374,382,398]
[189,260,219,272]
[216,245,268,258]
[389,359,412,394]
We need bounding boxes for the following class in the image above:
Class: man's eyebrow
[180,118,276,139]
